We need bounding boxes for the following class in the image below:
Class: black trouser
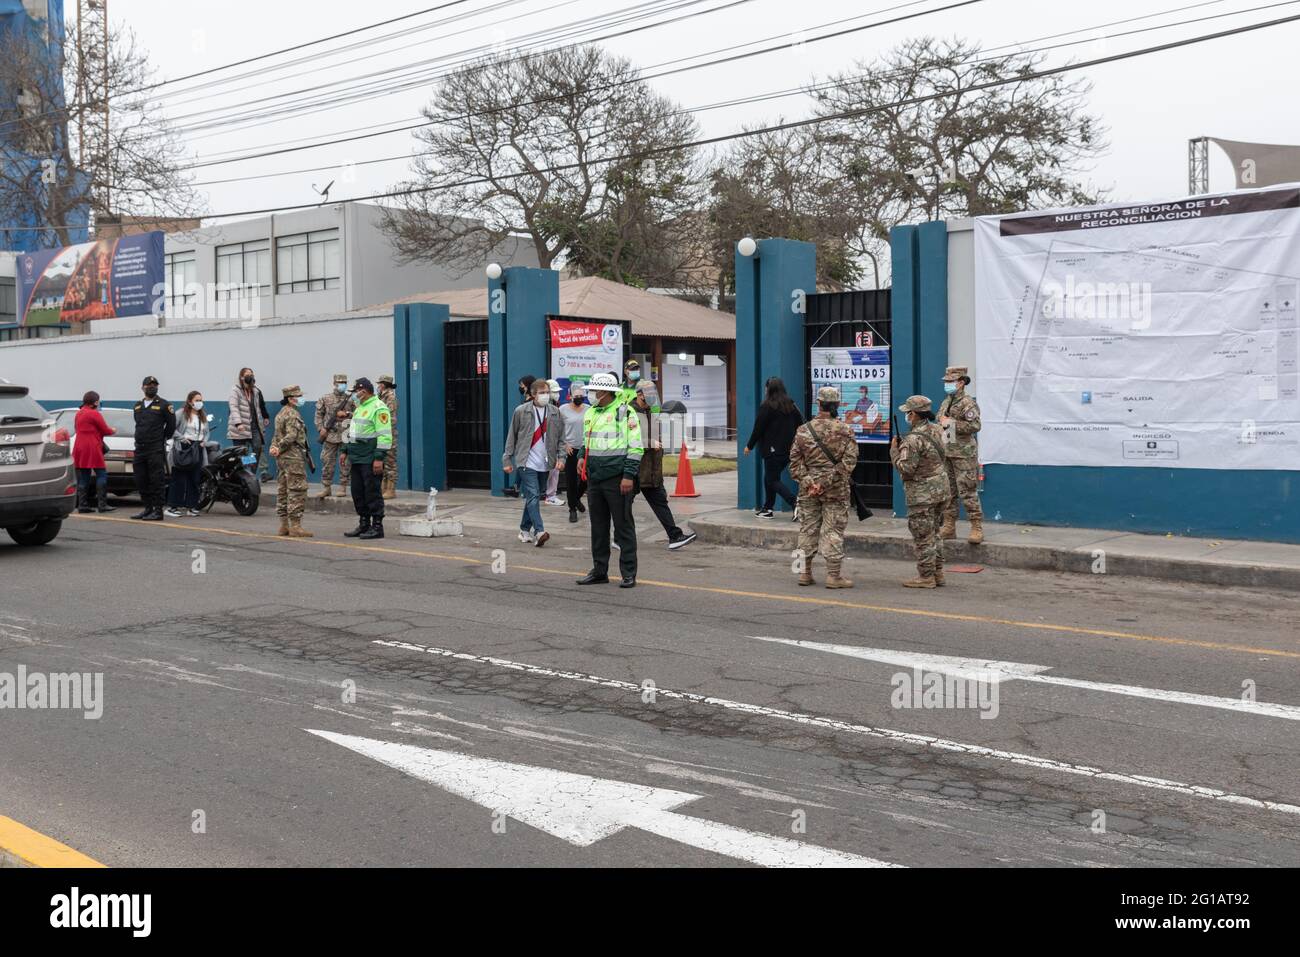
[761,452,797,511]
[168,463,202,509]
[629,477,681,539]
[588,475,637,579]
[350,462,385,520]
[563,449,587,509]
[133,449,167,509]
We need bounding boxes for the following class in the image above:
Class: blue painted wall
[734,239,817,511]
[892,221,1300,543]
[487,267,558,496]
[394,302,450,493]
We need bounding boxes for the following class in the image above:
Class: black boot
[359,518,384,540]
[97,496,116,513]
[568,507,578,524]
[344,516,370,538]
[77,486,92,513]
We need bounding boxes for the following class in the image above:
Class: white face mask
[193,400,204,411]
[533,393,550,407]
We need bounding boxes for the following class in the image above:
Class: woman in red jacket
[74,390,117,513]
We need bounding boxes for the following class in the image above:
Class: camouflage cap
[816,386,841,403]
[898,395,932,413]
[282,384,304,399]
[332,373,348,384]
[377,374,395,386]
[943,366,969,382]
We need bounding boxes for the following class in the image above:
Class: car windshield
[0,392,48,425]
[101,409,135,437]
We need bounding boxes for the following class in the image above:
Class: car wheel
[7,519,62,546]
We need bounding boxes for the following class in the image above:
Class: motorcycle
[197,442,261,516]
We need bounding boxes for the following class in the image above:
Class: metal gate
[444,318,490,489]
[804,290,893,509]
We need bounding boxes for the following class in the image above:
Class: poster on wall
[809,346,891,443]
[661,363,727,436]
[17,232,165,327]
[975,185,1300,470]
[548,318,623,399]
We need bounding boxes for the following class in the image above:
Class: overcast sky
[100,0,1300,224]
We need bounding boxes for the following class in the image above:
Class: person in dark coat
[744,376,804,518]
[132,376,174,521]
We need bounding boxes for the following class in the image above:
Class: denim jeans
[519,468,546,534]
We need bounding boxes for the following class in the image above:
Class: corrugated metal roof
[383,275,735,341]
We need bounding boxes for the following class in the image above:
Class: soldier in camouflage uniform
[890,395,950,588]
[937,365,984,545]
[314,373,353,498]
[270,385,313,539]
[789,385,859,589]
[377,374,399,499]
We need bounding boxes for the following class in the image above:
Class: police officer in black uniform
[132,375,175,521]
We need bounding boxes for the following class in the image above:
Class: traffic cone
[671,441,700,498]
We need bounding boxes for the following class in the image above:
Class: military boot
[277,517,291,536]
[798,570,815,587]
[360,518,384,540]
[967,516,984,545]
[288,518,314,538]
[382,476,396,500]
[825,563,854,589]
[933,568,946,587]
[316,485,332,499]
[902,576,937,589]
[940,511,957,540]
[344,517,370,538]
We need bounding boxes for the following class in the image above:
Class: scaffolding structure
[73,0,110,216]
[1188,136,1210,195]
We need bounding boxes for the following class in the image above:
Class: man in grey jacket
[502,377,562,547]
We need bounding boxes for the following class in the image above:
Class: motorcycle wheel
[231,473,260,516]
[197,473,217,512]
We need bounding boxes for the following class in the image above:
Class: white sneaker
[518,530,534,544]
[187,508,202,517]
[545,496,564,506]
[164,507,183,518]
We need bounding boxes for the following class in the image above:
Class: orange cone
[671,442,700,498]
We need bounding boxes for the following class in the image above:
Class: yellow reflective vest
[345,395,393,465]
[582,399,643,483]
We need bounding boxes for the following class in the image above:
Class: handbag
[806,423,873,522]
[173,440,201,469]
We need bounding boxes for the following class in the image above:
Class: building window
[165,251,198,311]
[276,229,340,293]
[216,240,271,299]
[0,279,16,324]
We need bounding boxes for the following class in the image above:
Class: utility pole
[74,0,111,219]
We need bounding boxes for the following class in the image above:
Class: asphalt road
[2,501,1299,868]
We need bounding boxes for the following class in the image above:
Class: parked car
[0,384,74,546]
[50,406,139,497]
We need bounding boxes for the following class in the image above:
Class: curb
[0,816,104,869]
[687,514,1300,591]
[257,490,429,516]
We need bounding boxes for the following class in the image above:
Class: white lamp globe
[485,262,503,280]
[737,236,757,257]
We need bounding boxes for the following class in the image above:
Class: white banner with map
[974,185,1300,469]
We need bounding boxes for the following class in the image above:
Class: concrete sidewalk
[266,474,1300,589]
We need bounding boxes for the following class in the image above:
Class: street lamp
[485,262,502,280]
[737,236,757,257]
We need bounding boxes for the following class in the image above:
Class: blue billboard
[16,231,165,327]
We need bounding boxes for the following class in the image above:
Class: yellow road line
[73,514,1300,660]
[0,816,104,868]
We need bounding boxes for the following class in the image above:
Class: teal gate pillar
[393,302,451,492]
[888,221,949,515]
[488,266,559,496]
[734,238,817,511]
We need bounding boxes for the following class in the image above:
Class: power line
[17,8,1297,233]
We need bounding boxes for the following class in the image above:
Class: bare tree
[706,126,863,301]
[381,45,703,283]
[813,37,1107,279]
[0,18,200,247]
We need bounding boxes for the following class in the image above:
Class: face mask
[943,382,957,394]
[336,383,346,393]
[628,370,641,382]
[534,394,550,407]
[193,401,204,411]
[244,375,255,386]
[144,387,158,398]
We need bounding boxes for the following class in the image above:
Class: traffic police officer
[576,372,643,588]
[937,366,984,545]
[132,375,174,521]
[344,377,393,540]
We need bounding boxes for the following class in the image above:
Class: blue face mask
[336,383,347,393]
[628,370,641,382]
[943,382,958,394]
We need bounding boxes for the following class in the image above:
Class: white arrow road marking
[751,636,1300,722]
[308,730,894,868]
[370,639,1300,817]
